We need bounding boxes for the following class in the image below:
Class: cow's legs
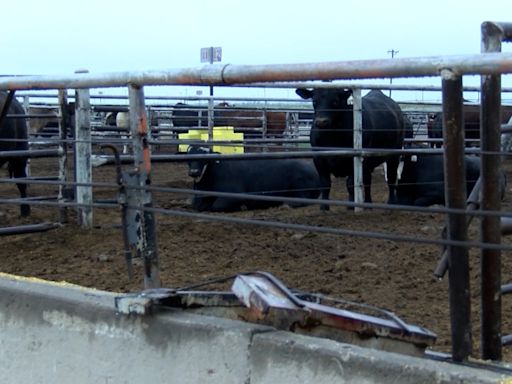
[385,156,400,204]
[347,167,373,208]
[413,196,437,207]
[363,167,373,203]
[191,195,216,212]
[211,197,241,212]
[346,176,355,208]
[9,160,30,217]
[314,158,332,211]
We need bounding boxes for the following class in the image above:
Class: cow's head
[187,145,213,179]
[296,88,353,129]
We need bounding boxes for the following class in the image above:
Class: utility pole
[387,49,399,97]
[200,46,222,140]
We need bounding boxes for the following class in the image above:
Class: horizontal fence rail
[0,53,511,90]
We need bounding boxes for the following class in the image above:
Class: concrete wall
[0,272,509,384]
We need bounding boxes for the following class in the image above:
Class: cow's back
[396,154,488,206]
[172,103,207,127]
[214,107,262,128]
[194,159,274,193]
[361,90,405,149]
[207,159,302,190]
[396,154,444,206]
[0,92,28,152]
[195,158,319,197]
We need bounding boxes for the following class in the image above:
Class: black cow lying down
[395,153,506,206]
[187,145,321,212]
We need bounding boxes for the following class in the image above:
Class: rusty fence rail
[0,52,510,91]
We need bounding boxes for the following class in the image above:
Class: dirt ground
[2,149,512,362]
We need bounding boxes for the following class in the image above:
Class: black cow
[28,103,75,138]
[187,145,321,212]
[0,91,30,216]
[171,103,208,128]
[214,102,288,138]
[295,88,406,210]
[427,109,481,148]
[172,102,287,139]
[395,153,506,206]
[427,104,512,148]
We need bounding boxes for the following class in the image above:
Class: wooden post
[74,70,92,229]
[352,88,364,211]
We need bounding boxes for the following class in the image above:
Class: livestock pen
[1,20,512,383]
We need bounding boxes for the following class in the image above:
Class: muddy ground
[2,148,512,361]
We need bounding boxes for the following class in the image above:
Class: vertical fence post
[207,95,214,142]
[128,83,161,289]
[74,70,92,229]
[262,108,268,146]
[22,95,31,134]
[21,95,32,178]
[480,21,507,361]
[57,89,69,224]
[352,88,364,211]
[146,106,154,152]
[442,70,472,362]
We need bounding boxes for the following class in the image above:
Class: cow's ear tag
[411,155,417,162]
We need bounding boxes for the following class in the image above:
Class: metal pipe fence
[2,26,512,363]
[0,52,511,90]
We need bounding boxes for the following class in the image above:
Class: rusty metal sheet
[117,272,436,350]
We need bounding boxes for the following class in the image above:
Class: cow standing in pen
[295,88,406,210]
[0,91,30,216]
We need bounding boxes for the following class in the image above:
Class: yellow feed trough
[178,129,203,153]
[178,127,244,154]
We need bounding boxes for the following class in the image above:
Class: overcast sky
[2,0,511,101]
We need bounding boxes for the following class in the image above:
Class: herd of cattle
[171,102,288,138]
[0,89,509,216]
[427,103,512,148]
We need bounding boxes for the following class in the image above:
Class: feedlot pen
[1,20,512,382]
[4,154,512,359]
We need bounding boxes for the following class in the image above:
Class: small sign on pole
[200,46,223,122]
[200,47,222,64]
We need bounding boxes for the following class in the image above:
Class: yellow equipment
[178,127,244,154]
